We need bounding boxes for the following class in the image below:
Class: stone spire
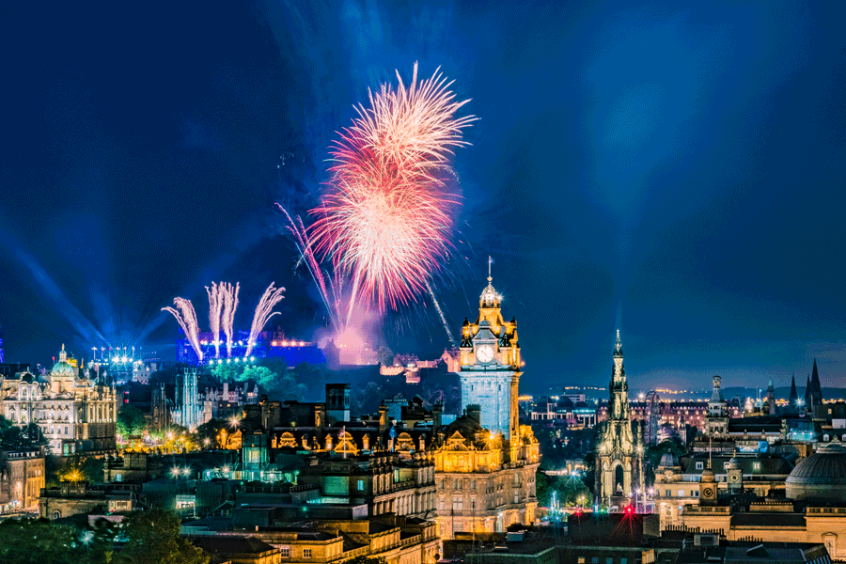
[788,374,798,410]
[804,374,812,410]
[810,359,823,407]
[609,330,629,420]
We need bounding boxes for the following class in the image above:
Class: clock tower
[457,268,522,440]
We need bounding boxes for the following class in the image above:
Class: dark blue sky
[1,1,844,395]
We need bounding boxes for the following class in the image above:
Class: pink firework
[310,63,475,315]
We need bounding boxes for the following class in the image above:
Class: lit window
[280,547,290,558]
[358,480,364,491]
[303,549,312,558]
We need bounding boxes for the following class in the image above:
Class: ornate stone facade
[434,406,539,539]
[594,331,644,507]
[457,274,521,440]
[0,346,117,456]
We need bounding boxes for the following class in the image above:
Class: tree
[0,518,77,564]
[116,404,146,437]
[0,416,46,450]
[195,418,227,447]
[118,508,208,564]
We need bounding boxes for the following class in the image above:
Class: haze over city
[1,1,845,394]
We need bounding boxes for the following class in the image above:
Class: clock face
[476,345,495,363]
[731,475,739,482]
[702,487,714,497]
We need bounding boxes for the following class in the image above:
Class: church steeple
[609,329,629,421]
[788,374,798,410]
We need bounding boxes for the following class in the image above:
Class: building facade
[0,447,45,512]
[457,275,522,440]
[594,331,644,507]
[0,346,117,456]
[434,406,539,540]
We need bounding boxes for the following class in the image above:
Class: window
[453,496,463,510]
[606,559,613,564]
[514,493,519,504]
[677,489,684,497]
[280,547,290,558]
[454,479,461,490]
[753,462,760,471]
[696,461,703,470]
[665,490,671,497]
[439,499,445,511]
[303,549,312,559]
[358,479,364,491]
[471,480,476,490]
[578,558,585,564]
[694,490,699,497]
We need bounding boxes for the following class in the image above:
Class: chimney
[379,405,388,434]
[432,403,443,435]
[467,404,482,425]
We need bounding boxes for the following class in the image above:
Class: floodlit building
[0,346,117,456]
[595,331,644,508]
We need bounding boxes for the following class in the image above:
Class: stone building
[457,273,522,440]
[682,440,846,561]
[39,481,139,520]
[434,406,540,539]
[0,446,45,512]
[595,331,644,508]
[0,346,117,456]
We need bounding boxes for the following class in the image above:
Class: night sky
[1,1,844,395]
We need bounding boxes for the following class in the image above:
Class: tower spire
[488,255,492,282]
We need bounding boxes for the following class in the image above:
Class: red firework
[310,63,475,314]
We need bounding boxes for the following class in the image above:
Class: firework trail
[245,283,286,357]
[278,205,343,332]
[206,282,224,358]
[220,282,240,357]
[162,298,203,361]
[425,279,456,346]
[310,63,475,320]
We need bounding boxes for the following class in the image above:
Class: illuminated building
[434,406,539,539]
[0,346,117,456]
[178,328,327,367]
[0,446,44,513]
[436,273,539,540]
[682,440,846,561]
[172,367,200,430]
[456,273,522,440]
[594,331,644,507]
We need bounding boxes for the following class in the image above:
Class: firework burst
[220,282,240,358]
[162,298,203,361]
[309,63,475,317]
[245,283,286,357]
[206,282,224,358]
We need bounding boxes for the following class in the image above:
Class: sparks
[310,63,475,315]
[162,298,203,361]
[206,282,224,358]
[220,282,240,358]
[245,282,286,357]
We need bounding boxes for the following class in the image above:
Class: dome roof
[701,467,716,483]
[480,279,501,308]
[659,450,680,468]
[51,345,77,378]
[785,440,846,502]
[445,407,485,441]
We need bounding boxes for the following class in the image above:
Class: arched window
[52,511,60,520]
